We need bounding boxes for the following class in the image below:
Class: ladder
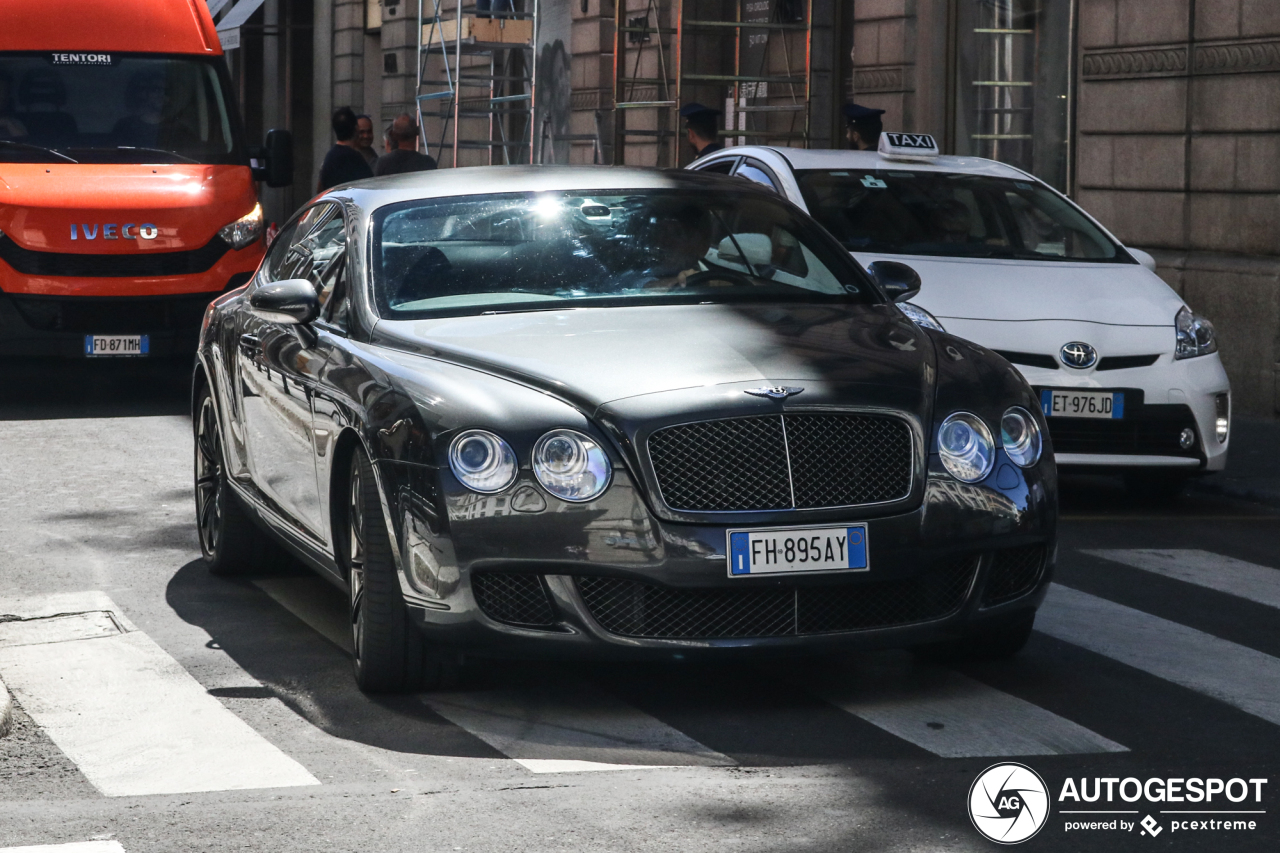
[611,0,815,167]
[417,0,540,167]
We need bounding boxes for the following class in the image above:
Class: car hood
[372,302,935,416]
[851,252,1184,326]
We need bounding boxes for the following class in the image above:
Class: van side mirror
[252,129,294,188]
[867,260,922,303]
[249,279,318,325]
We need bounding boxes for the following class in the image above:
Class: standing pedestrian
[317,106,373,192]
[680,103,724,158]
[374,113,438,176]
[354,114,378,171]
[843,103,886,151]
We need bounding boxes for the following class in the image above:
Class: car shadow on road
[0,357,192,420]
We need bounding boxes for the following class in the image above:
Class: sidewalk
[1191,417,1280,507]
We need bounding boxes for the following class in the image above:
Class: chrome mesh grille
[575,557,978,640]
[648,414,913,512]
[472,573,557,628]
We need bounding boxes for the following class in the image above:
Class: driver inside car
[640,203,719,290]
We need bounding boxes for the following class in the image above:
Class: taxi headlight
[532,429,611,502]
[1000,406,1042,468]
[1174,306,1217,359]
[898,301,946,333]
[449,430,518,494]
[219,203,264,250]
[938,412,995,483]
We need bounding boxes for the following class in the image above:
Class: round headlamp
[1000,406,1042,468]
[938,412,995,483]
[532,429,611,502]
[448,430,518,494]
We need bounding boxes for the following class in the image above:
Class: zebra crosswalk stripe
[1038,582,1280,726]
[1082,549,1280,610]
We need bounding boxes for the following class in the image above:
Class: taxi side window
[697,158,737,175]
[734,159,781,193]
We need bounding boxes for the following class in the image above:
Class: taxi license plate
[727,524,868,577]
[84,335,149,357]
[1040,388,1123,420]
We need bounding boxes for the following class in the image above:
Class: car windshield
[794,169,1128,263]
[0,53,242,165]
[372,189,873,318]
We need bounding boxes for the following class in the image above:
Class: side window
[695,158,737,175]
[261,220,300,282]
[734,159,781,193]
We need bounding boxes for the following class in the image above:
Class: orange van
[0,0,290,358]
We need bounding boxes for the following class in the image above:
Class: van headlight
[219,203,264,250]
[1174,306,1217,359]
[533,429,611,502]
[1000,407,1042,468]
[449,430,518,493]
[938,412,995,483]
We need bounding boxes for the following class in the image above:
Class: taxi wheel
[194,385,277,576]
[346,447,452,693]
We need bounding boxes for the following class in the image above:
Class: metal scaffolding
[611,0,815,167]
[417,0,541,166]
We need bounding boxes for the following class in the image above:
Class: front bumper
[393,454,1057,660]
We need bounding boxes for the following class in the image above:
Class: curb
[0,677,11,738]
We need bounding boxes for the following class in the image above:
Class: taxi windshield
[372,190,873,318]
[0,53,242,165]
[795,169,1129,263]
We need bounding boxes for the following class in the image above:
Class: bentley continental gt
[193,167,1057,692]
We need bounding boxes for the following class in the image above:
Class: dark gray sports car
[193,166,1057,692]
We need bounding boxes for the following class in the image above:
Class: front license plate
[727,524,868,577]
[1040,388,1124,420]
[84,334,149,357]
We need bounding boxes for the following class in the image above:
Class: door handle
[239,333,260,357]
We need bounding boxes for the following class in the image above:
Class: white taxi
[688,135,1230,490]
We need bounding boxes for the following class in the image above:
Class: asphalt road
[0,358,1277,853]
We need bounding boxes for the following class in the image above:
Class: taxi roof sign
[878,132,940,162]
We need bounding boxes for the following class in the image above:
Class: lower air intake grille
[982,545,1046,606]
[575,558,978,640]
[647,413,914,512]
[472,573,557,628]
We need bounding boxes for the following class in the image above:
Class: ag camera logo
[969,763,1050,844]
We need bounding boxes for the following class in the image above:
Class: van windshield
[794,169,1130,263]
[0,53,243,165]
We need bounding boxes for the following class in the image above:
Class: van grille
[0,234,232,278]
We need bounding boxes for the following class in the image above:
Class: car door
[236,203,345,539]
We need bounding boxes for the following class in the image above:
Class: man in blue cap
[680,102,724,158]
[843,103,885,151]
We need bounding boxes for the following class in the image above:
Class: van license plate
[85,335,149,357]
[1040,389,1123,419]
[727,524,868,577]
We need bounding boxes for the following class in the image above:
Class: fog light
[1179,428,1196,450]
[1215,393,1230,443]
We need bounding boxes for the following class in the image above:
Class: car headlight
[1000,406,1042,468]
[449,430,518,493]
[219,203,264,250]
[532,429,611,502]
[1175,306,1217,359]
[938,412,995,483]
[898,301,946,333]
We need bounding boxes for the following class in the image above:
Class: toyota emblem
[1060,342,1098,369]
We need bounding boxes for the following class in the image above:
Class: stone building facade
[219,0,1280,415]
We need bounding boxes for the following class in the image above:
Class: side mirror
[867,260,922,303]
[1128,247,1158,273]
[249,279,318,325]
[252,128,293,188]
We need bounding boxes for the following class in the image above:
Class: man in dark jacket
[317,107,373,192]
[680,103,723,158]
[374,113,438,176]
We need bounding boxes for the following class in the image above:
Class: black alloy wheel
[194,384,274,575]
[347,447,451,693]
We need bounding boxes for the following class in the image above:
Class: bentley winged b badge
[745,386,804,400]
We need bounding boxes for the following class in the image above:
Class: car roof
[702,146,1034,181]
[326,165,775,213]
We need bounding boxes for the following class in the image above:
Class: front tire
[194,384,275,576]
[346,447,449,693]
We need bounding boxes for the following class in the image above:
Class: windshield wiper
[112,146,200,164]
[0,139,78,163]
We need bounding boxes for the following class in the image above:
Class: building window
[953,0,1072,190]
